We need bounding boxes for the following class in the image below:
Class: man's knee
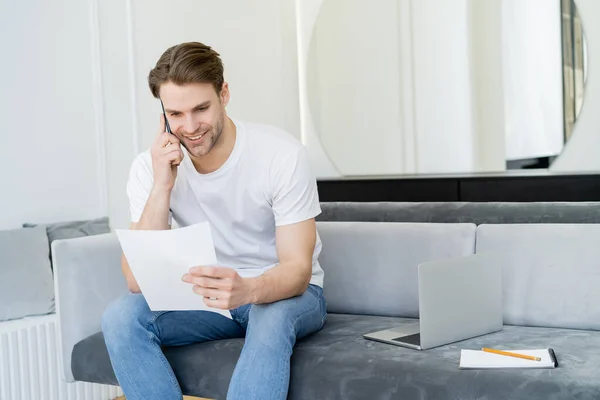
[101,293,150,344]
[250,300,297,325]
[246,302,296,349]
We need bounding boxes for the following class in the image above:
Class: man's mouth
[185,132,207,141]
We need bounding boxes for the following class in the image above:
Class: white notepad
[459,349,558,369]
[115,222,231,319]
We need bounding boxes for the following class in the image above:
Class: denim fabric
[101,285,326,400]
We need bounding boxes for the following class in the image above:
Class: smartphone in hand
[160,99,173,134]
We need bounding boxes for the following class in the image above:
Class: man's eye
[196,107,208,112]
[170,113,181,117]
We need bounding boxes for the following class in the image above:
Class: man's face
[159,81,228,158]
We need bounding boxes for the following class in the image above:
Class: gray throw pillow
[0,226,55,322]
[23,216,111,271]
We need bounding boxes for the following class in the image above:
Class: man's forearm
[248,262,312,304]
[136,188,172,230]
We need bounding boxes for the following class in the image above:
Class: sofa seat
[72,313,600,400]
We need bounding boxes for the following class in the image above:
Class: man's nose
[183,115,198,133]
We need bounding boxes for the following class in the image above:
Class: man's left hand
[182,266,255,310]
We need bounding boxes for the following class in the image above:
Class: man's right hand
[150,114,184,192]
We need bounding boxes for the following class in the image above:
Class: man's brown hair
[148,42,224,99]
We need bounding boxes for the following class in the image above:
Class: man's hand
[151,114,184,192]
[182,266,257,310]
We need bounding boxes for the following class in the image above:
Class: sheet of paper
[459,349,554,369]
[115,222,231,319]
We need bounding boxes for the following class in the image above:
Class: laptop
[363,252,503,350]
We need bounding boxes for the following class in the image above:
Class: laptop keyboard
[392,332,421,346]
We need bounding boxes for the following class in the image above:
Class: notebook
[459,349,558,369]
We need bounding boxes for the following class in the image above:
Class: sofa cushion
[318,201,600,224]
[316,222,476,317]
[476,224,600,330]
[24,216,111,271]
[72,314,600,399]
[0,226,55,322]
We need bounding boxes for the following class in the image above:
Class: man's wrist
[246,276,266,305]
[150,185,173,197]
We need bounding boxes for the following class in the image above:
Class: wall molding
[88,0,108,217]
[398,0,418,173]
[126,0,140,156]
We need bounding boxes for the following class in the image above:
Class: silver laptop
[363,252,503,350]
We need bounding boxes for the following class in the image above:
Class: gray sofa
[52,202,600,399]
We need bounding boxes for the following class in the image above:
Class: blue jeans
[101,284,327,400]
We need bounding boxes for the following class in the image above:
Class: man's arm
[243,146,320,303]
[247,218,316,304]
[122,115,183,293]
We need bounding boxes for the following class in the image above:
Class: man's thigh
[244,285,327,341]
[155,308,246,346]
[104,293,245,347]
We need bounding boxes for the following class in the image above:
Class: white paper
[459,349,554,369]
[115,222,231,319]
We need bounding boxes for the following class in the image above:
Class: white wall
[412,0,475,173]
[411,0,478,173]
[469,0,507,172]
[0,0,107,230]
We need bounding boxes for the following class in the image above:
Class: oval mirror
[306,0,587,174]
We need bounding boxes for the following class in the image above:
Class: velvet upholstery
[477,224,600,330]
[318,201,600,224]
[72,314,600,400]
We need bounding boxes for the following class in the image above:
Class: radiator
[0,314,123,400]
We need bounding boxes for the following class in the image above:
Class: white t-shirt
[126,118,324,287]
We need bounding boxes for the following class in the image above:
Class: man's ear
[220,82,230,106]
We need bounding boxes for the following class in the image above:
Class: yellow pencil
[482,348,541,361]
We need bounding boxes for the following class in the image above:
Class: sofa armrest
[52,232,128,382]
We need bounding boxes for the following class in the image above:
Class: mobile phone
[160,99,173,134]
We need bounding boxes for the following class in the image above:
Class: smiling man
[101,42,327,400]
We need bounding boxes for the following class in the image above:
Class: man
[101,42,327,400]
